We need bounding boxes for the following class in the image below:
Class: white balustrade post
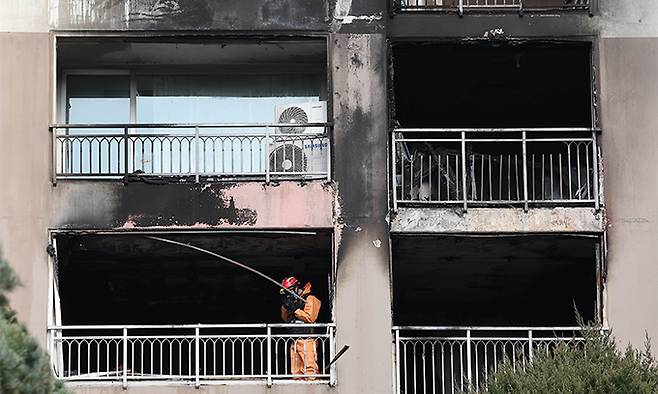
[122,327,128,390]
[56,330,64,379]
[528,329,534,365]
[194,126,200,183]
[267,325,273,387]
[461,131,468,212]
[326,127,331,182]
[123,127,129,185]
[522,131,529,211]
[592,130,600,211]
[395,329,401,394]
[195,326,200,388]
[329,326,336,386]
[466,329,472,388]
[51,127,57,185]
[265,126,271,184]
[392,132,398,212]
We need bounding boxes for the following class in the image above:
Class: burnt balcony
[48,232,335,387]
[391,234,605,393]
[393,326,591,393]
[392,128,601,210]
[393,0,594,14]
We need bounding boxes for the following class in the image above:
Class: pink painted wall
[223,182,334,228]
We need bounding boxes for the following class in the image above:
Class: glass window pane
[134,74,323,175]
[63,75,130,175]
[136,74,321,125]
[67,75,130,129]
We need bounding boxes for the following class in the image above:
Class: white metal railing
[392,128,601,210]
[49,123,331,183]
[47,323,336,388]
[396,0,593,13]
[393,326,588,394]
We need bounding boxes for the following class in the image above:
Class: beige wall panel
[0,32,53,343]
[600,37,658,348]
[0,0,49,32]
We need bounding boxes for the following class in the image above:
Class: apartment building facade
[0,0,657,392]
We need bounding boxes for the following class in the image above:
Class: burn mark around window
[116,183,257,228]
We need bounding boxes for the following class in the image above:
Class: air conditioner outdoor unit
[269,101,328,175]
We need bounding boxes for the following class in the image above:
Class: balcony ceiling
[58,39,327,67]
[392,234,597,325]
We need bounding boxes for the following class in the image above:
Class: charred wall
[388,13,598,39]
[52,181,334,230]
[54,0,329,31]
[330,32,392,392]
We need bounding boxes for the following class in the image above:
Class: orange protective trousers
[289,338,318,380]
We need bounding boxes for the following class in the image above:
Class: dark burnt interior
[392,41,592,128]
[392,235,598,326]
[56,232,332,325]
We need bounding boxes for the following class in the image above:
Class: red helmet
[281,276,299,289]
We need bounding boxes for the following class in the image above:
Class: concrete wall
[0,33,53,342]
[0,0,49,32]
[600,36,658,348]
[52,182,335,229]
[331,32,392,393]
[52,0,330,31]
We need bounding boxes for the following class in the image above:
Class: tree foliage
[0,252,67,393]
[480,323,658,394]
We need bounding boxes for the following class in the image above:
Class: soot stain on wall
[116,183,257,227]
[128,0,213,26]
[61,0,329,30]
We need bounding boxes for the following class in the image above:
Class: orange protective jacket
[281,282,321,323]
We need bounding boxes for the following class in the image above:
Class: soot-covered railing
[50,123,331,183]
[393,326,589,394]
[48,323,336,387]
[394,0,593,14]
[392,128,601,210]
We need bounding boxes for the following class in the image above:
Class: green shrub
[0,253,67,394]
[478,324,658,394]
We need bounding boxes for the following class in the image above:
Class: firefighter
[280,276,321,380]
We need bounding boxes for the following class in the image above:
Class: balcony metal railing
[395,0,593,13]
[392,128,601,210]
[47,323,336,388]
[393,326,589,394]
[49,123,331,183]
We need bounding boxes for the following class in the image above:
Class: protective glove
[283,294,305,312]
[282,294,297,312]
[291,297,306,312]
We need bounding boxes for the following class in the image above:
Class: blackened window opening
[56,233,332,325]
[392,41,593,128]
[392,235,598,326]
